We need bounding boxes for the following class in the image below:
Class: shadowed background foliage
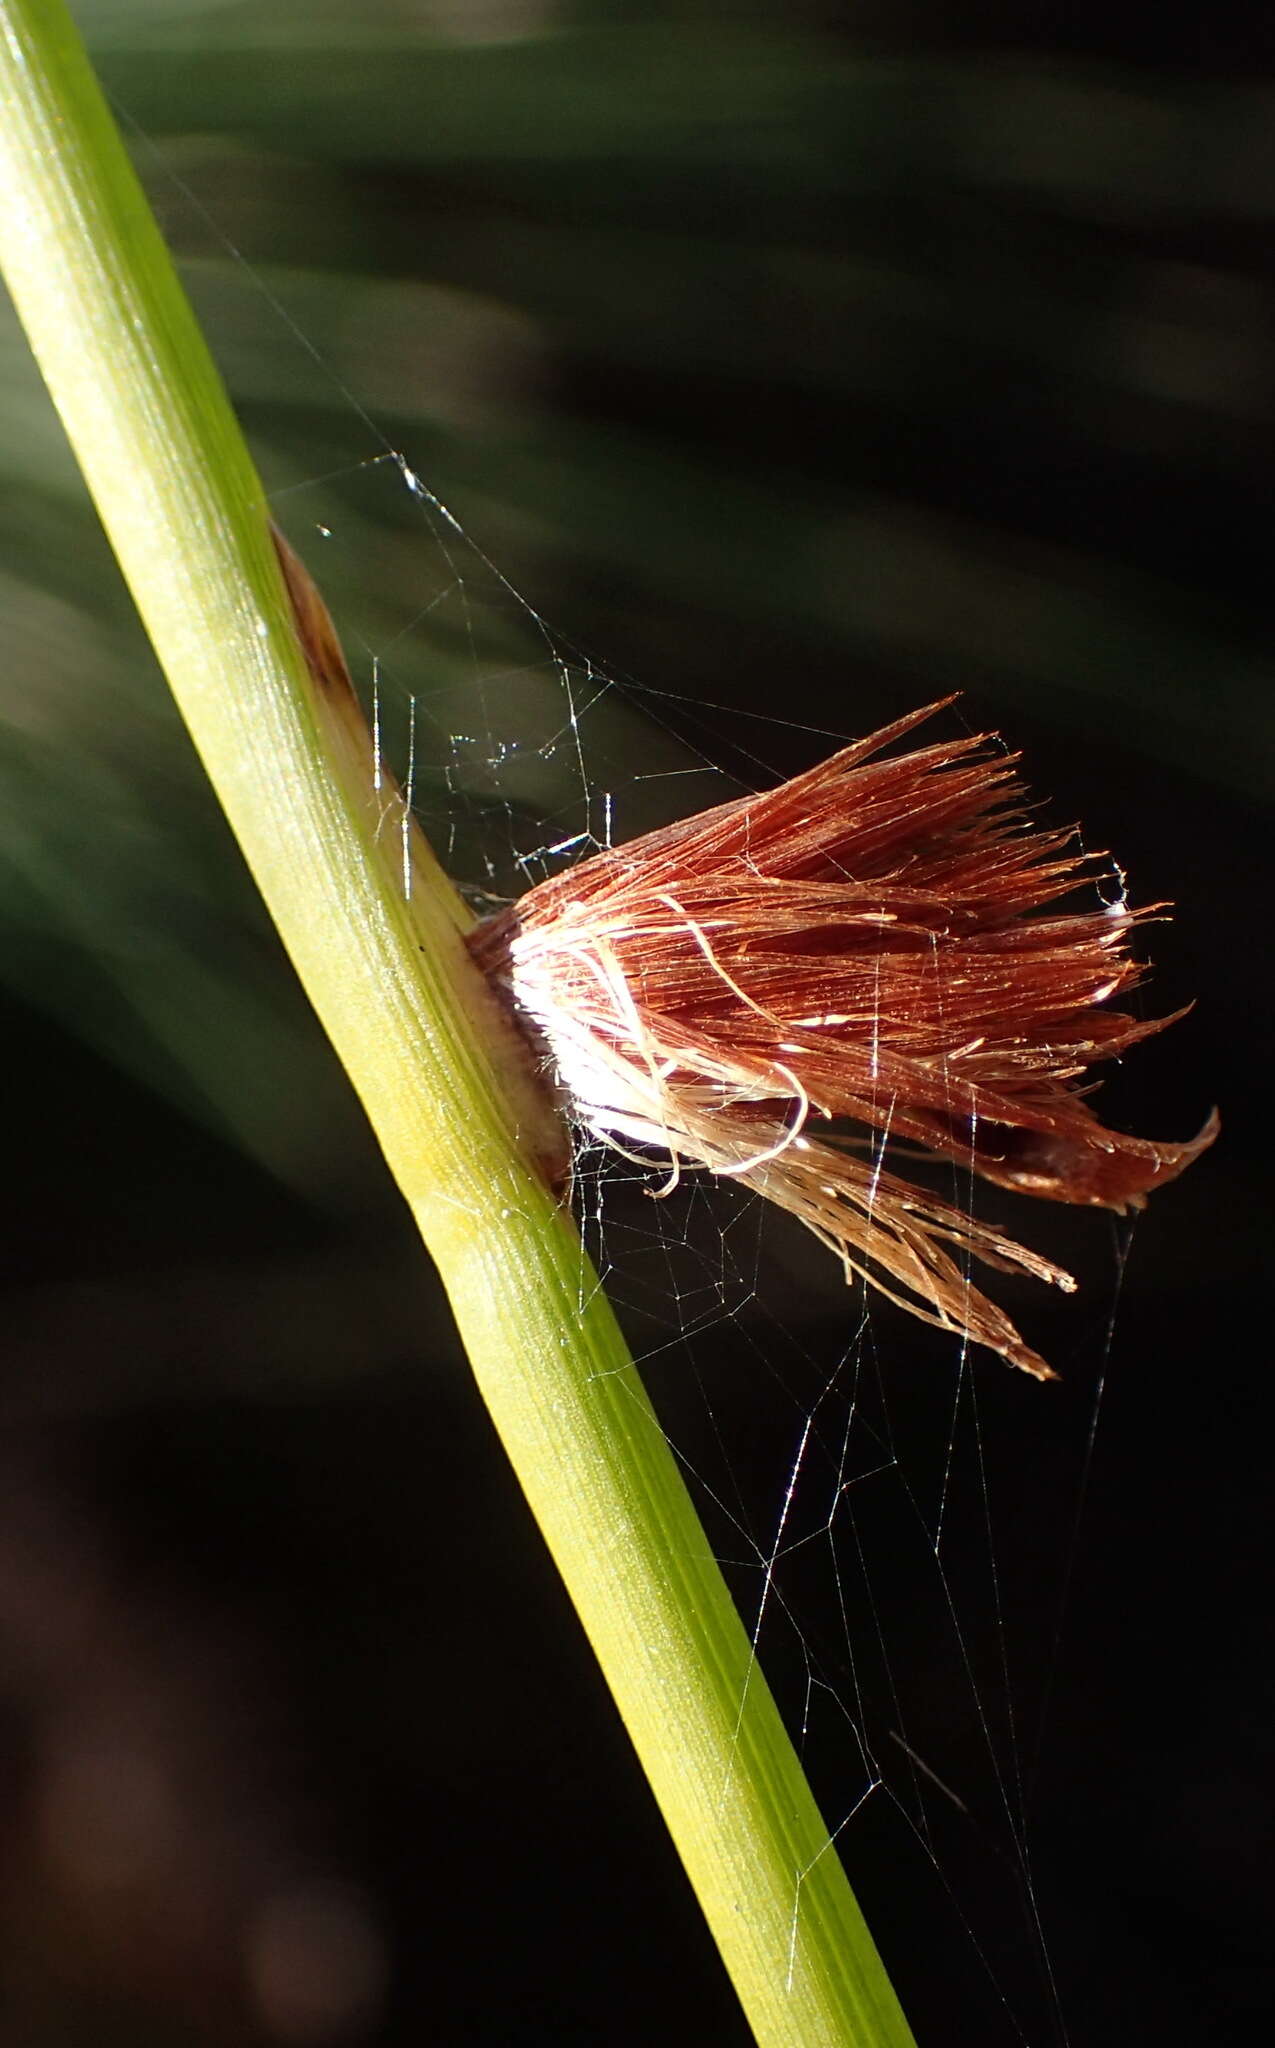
[0,2,1269,2043]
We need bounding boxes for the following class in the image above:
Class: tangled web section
[274,420,1142,2042]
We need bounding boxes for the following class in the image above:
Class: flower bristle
[470,699,1216,1379]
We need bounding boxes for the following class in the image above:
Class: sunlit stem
[0,4,915,2042]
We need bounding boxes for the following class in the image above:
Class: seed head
[470,701,1216,1378]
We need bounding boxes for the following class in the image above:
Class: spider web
[140,144,1138,2045]
[265,431,1134,2048]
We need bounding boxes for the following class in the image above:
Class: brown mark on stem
[270,523,572,1197]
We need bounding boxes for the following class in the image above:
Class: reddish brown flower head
[470,700,1216,1378]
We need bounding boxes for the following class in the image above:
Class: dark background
[0,3,1270,2043]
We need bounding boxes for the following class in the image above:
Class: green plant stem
[0,5,914,2041]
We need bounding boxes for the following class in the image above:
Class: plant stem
[0,5,914,2041]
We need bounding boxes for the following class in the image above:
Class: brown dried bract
[470,701,1217,1378]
